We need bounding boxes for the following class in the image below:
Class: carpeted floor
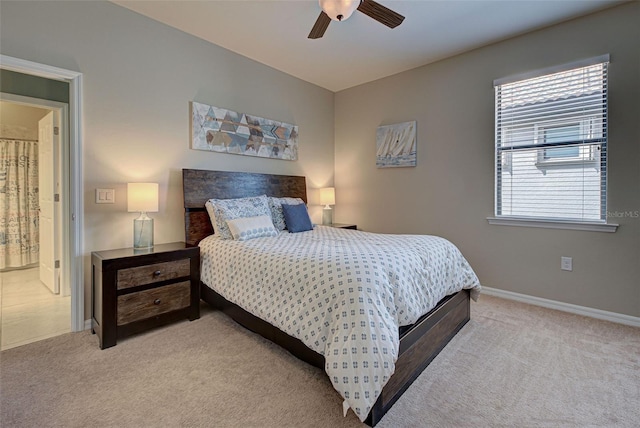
[1,294,638,427]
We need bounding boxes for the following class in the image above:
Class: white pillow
[205,195,272,239]
[226,215,278,241]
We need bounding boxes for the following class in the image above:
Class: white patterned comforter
[199,226,481,421]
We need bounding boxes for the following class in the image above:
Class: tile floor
[0,267,71,350]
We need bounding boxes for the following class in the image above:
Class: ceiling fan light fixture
[319,0,360,22]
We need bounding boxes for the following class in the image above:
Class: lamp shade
[319,0,360,22]
[127,183,159,213]
[319,187,336,206]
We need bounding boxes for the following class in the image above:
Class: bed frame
[182,168,470,426]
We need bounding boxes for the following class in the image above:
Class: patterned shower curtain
[0,138,39,269]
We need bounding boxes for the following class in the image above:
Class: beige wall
[0,1,335,319]
[334,3,640,317]
[0,102,50,129]
[1,1,637,321]
[0,101,50,140]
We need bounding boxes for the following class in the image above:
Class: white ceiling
[112,0,623,92]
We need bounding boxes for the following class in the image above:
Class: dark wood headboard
[182,169,307,246]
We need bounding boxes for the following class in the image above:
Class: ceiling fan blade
[357,0,405,29]
[308,11,331,39]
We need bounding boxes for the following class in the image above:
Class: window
[494,55,609,224]
[541,124,580,159]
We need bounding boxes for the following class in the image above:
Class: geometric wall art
[190,101,298,161]
[376,121,417,168]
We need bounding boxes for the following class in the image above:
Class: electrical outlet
[561,256,573,271]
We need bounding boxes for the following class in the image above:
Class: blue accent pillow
[282,203,313,233]
[268,196,305,231]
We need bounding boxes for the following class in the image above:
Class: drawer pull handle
[154,299,161,305]
[153,270,162,277]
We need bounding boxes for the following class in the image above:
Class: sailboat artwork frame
[376,121,417,168]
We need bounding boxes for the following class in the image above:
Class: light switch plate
[96,188,115,204]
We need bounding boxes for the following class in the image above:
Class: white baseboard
[80,290,639,330]
[481,286,640,328]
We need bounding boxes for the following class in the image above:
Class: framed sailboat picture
[376,121,417,168]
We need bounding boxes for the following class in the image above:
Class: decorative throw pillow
[205,195,272,239]
[226,215,278,241]
[281,203,313,233]
[268,197,305,231]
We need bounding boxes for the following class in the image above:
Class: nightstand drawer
[117,281,191,325]
[117,259,191,290]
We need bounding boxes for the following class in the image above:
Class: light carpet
[1,295,638,427]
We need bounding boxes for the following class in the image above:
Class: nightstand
[91,242,200,349]
[326,223,357,230]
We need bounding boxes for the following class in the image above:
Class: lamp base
[133,213,154,249]
[322,207,333,225]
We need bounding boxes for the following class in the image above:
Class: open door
[38,111,59,294]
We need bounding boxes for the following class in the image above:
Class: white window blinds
[494,56,609,222]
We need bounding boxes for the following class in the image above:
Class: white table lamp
[320,187,335,225]
[127,183,159,249]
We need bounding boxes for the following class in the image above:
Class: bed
[182,168,480,426]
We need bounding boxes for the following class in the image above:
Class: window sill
[487,217,618,233]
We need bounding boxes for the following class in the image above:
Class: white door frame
[1,55,84,332]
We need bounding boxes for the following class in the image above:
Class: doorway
[0,54,84,339]
[0,99,70,349]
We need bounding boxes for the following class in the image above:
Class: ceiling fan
[309,0,405,39]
